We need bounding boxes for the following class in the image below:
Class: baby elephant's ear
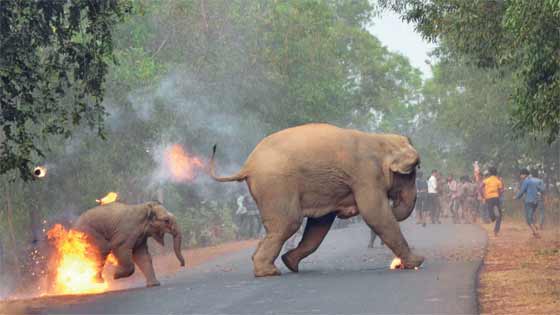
[146,202,157,221]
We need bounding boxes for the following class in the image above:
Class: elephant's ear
[383,144,419,188]
[389,146,419,175]
[145,200,161,221]
[147,209,155,221]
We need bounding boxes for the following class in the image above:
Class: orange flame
[106,253,118,265]
[390,257,403,270]
[163,144,204,182]
[46,224,108,295]
[96,192,118,205]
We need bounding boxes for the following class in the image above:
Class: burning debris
[33,166,47,178]
[390,257,403,270]
[96,192,118,205]
[46,224,109,295]
[389,257,420,270]
[163,144,204,182]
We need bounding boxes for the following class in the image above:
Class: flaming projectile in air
[33,166,47,178]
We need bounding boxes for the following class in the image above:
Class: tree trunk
[200,0,209,35]
[157,187,165,204]
[0,230,4,274]
[4,184,21,278]
[29,205,41,243]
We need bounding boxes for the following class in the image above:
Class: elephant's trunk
[389,171,417,221]
[171,224,185,267]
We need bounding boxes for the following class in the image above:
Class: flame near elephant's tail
[208,144,248,182]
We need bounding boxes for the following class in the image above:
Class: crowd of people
[233,165,550,247]
[414,166,547,238]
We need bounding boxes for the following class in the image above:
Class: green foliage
[381,0,560,142]
[176,201,237,247]
[0,0,424,256]
[412,52,560,185]
[0,0,132,179]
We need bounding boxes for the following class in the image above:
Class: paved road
[42,220,487,315]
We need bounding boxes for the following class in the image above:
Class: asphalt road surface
[42,220,487,315]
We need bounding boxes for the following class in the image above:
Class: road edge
[473,224,489,315]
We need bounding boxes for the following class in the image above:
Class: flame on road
[96,192,118,205]
[33,166,47,178]
[390,257,403,270]
[46,224,108,295]
[163,144,204,182]
[389,257,419,270]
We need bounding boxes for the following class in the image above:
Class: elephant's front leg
[112,246,135,279]
[354,186,424,269]
[132,243,160,287]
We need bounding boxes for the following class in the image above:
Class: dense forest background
[1,0,558,295]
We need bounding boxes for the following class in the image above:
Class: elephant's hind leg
[281,213,336,272]
[132,244,160,287]
[251,198,302,276]
[113,246,135,279]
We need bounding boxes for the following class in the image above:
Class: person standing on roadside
[478,171,490,223]
[482,167,504,236]
[415,170,428,225]
[236,193,261,239]
[515,169,544,237]
[427,169,441,224]
[447,175,460,223]
[459,176,476,223]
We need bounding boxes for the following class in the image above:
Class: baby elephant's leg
[133,244,160,287]
[85,231,110,283]
[113,246,135,279]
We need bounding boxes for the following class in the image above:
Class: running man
[530,170,546,230]
[515,169,544,238]
[482,167,504,236]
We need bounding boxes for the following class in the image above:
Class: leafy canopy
[0,1,131,179]
[380,0,560,143]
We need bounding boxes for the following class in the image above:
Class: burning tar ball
[33,166,47,178]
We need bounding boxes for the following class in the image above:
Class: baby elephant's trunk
[171,224,186,267]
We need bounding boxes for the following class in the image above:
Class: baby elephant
[74,201,185,287]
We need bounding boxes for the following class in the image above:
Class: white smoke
[123,70,267,202]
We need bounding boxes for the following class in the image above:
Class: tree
[0,0,426,257]
[380,0,560,143]
[0,1,131,179]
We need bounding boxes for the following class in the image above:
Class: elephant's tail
[208,144,248,182]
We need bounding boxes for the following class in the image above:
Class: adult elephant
[210,123,423,277]
[74,201,185,287]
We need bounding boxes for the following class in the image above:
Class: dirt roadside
[0,239,258,315]
[478,222,559,315]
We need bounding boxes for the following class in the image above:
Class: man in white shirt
[428,171,438,193]
[427,170,441,224]
[236,193,262,238]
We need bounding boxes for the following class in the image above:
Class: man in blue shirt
[531,170,546,230]
[515,168,544,238]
